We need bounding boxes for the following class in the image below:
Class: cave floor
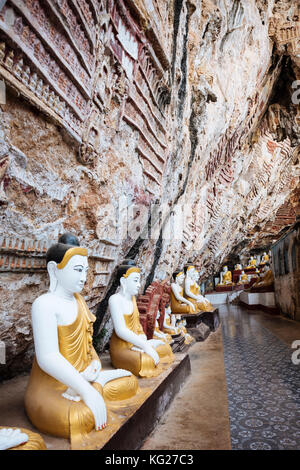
[141,304,300,450]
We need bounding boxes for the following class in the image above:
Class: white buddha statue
[238,270,248,284]
[260,252,269,264]
[153,310,173,344]
[184,266,214,311]
[163,304,180,335]
[25,234,138,449]
[170,271,195,314]
[218,266,233,286]
[109,260,174,378]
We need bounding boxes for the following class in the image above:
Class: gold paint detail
[57,247,88,269]
[122,267,141,278]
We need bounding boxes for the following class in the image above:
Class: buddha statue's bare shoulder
[32,293,58,316]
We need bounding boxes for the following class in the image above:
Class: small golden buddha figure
[176,315,194,345]
[184,266,214,312]
[252,263,274,289]
[246,256,257,268]
[109,260,174,379]
[235,264,242,270]
[238,270,248,285]
[170,271,195,314]
[217,266,234,286]
[260,252,270,265]
[25,234,139,449]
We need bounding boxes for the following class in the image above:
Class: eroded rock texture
[0,0,299,378]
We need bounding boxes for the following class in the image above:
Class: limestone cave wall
[0,0,299,379]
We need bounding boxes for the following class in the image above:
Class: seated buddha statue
[238,270,248,285]
[260,252,270,265]
[184,266,214,312]
[25,234,139,449]
[235,264,242,271]
[217,266,234,286]
[175,315,194,345]
[163,304,180,335]
[170,271,195,314]
[246,256,256,269]
[109,260,174,379]
[153,310,173,345]
[252,263,274,289]
[192,270,214,311]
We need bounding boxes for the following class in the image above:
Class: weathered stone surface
[0,0,299,378]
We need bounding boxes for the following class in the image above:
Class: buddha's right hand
[82,386,107,431]
[81,360,102,382]
[144,344,159,366]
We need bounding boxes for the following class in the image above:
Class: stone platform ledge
[0,352,191,451]
[205,292,229,305]
[181,309,220,333]
[239,291,280,315]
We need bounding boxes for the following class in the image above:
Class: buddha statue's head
[185,265,195,278]
[46,233,88,295]
[173,271,184,285]
[116,259,141,297]
[223,266,228,272]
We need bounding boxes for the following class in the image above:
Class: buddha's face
[224,266,228,272]
[122,272,141,296]
[176,273,184,285]
[55,255,88,294]
[187,267,195,278]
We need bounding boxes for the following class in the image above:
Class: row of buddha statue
[170,267,214,313]
[217,252,273,290]
[1,234,215,450]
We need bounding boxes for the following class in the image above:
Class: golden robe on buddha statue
[109,297,174,378]
[252,268,274,289]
